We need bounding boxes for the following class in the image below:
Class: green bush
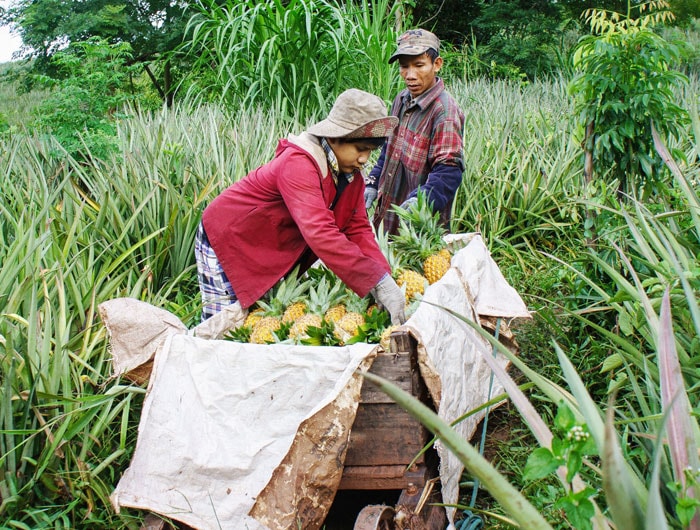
[30,38,140,161]
[568,3,690,198]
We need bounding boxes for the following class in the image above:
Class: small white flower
[567,425,589,442]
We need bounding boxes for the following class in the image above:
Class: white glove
[399,196,418,211]
[370,275,406,325]
[364,187,378,210]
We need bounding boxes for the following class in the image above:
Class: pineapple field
[1,11,700,524]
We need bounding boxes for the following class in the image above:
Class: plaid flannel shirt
[369,77,465,234]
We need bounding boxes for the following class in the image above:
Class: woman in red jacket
[195,88,406,326]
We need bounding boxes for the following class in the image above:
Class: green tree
[32,37,139,160]
[4,0,191,104]
[568,0,689,198]
[469,0,566,79]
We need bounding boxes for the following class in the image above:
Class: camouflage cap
[389,29,440,63]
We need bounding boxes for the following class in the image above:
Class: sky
[0,0,22,63]
[0,25,22,63]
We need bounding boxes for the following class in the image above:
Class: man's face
[398,53,442,98]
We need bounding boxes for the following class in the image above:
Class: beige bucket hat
[306,89,398,139]
[389,28,440,63]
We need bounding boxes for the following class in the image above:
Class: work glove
[399,196,418,211]
[364,186,378,210]
[370,274,406,325]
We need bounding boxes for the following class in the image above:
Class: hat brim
[389,44,433,63]
[307,116,398,139]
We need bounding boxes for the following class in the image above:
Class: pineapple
[322,276,349,325]
[379,325,400,351]
[244,307,265,328]
[288,313,323,341]
[333,294,369,344]
[287,275,336,342]
[391,190,451,284]
[249,316,282,344]
[248,266,309,344]
[282,300,307,323]
[395,268,427,302]
[422,249,451,285]
[279,270,311,323]
[324,303,347,325]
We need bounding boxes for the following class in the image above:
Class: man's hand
[364,187,378,210]
[370,274,406,325]
[399,196,418,211]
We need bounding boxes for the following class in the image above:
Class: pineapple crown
[259,265,310,315]
[306,267,347,315]
[390,190,448,269]
[343,291,370,314]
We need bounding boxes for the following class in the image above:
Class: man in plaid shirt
[365,29,465,235]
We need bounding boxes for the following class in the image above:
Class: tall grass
[183,0,401,118]
[449,76,584,268]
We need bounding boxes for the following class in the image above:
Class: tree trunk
[395,0,411,32]
[144,64,166,102]
[164,60,173,108]
[584,120,595,248]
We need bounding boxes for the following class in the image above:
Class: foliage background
[0,0,699,528]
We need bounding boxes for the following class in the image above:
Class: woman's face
[328,139,378,174]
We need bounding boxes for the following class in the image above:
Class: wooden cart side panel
[341,331,435,490]
[343,403,426,466]
[339,464,431,491]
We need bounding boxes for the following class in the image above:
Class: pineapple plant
[391,191,452,285]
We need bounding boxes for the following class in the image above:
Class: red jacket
[202,132,391,308]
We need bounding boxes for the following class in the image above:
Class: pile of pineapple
[226,266,393,347]
[226,192,458,348]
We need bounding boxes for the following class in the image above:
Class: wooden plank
[342,330,436,479]
[360,351,413,403]
[338,464,429,490]
[344,404,427,466]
